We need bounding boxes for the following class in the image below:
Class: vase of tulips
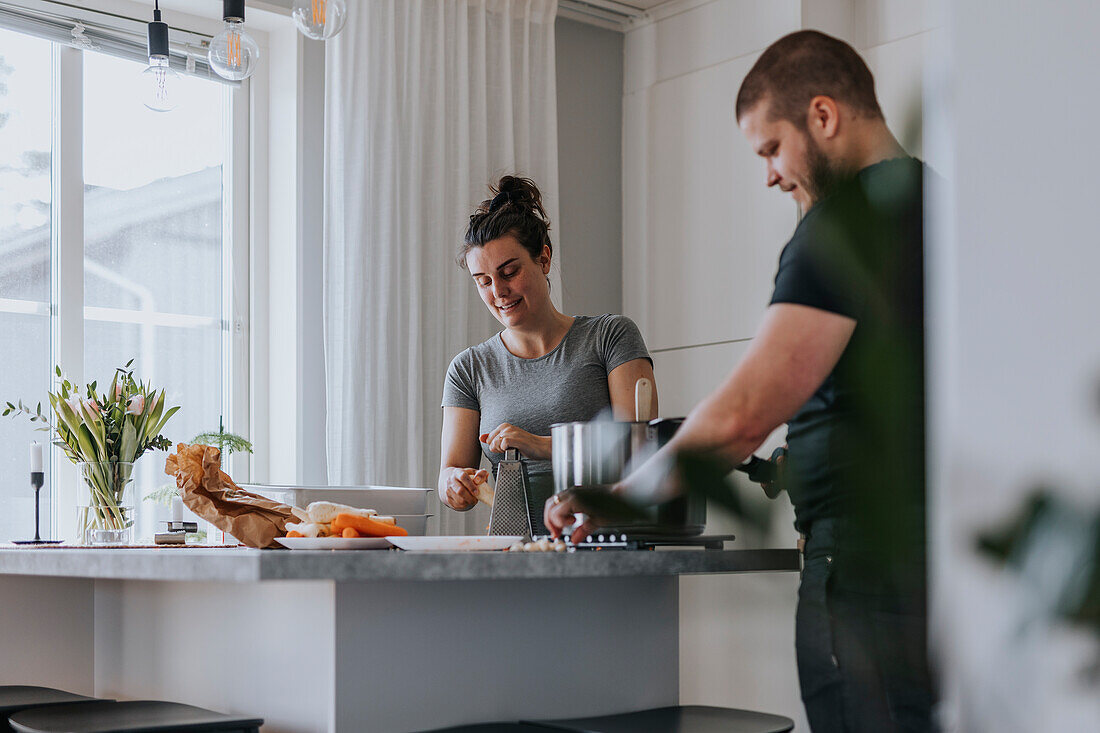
[77,460,136,545]
[4,361,180,545]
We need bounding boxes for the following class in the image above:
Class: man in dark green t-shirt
[547,30,935,733]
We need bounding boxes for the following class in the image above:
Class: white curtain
[324,0,560,534]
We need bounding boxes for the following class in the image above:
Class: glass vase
[76,461,135,546]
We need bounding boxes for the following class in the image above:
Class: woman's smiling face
[465,234,551,329]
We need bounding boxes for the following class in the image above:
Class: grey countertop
[0,545,800,583]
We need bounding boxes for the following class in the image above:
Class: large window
[0,22,246,542]
[83,51,231,541]
[0,26,53,541]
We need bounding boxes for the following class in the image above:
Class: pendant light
[208,0,260,81]
[142,1,178,112]
[291,0,348,40]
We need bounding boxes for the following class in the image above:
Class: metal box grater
[488,448,533,537]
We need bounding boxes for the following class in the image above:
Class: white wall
[621,0,935,726]
[250,13,329,487]
[927,0,1100,729]
[556,18,624,318]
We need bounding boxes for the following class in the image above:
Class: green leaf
[144,484,180,506]
[119,420,138,463]
[75,423,101,462]
[87,403,107,446]
[146,391,165,436]
[57,397,82,433]
[52,439,78,462]
[191,429,253,456]
[55,365,62,377]
[149,405,180,443]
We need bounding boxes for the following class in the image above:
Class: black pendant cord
[148,0,169,58]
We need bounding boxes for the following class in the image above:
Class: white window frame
[0,4,254,537]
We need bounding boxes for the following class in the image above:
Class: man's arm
[546,303,856,534]
[628,303,855,501]
[666,303,854,459]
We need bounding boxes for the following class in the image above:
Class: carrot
[342,527,361,538]
[332,512,408,537]
[286,530,304,538]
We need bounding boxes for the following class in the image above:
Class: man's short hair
[735,30,883,125]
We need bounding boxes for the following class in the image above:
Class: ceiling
[150,0,671,34]
[614,0,670,8]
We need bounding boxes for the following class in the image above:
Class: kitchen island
[0,546,799,732]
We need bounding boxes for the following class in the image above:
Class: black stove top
[544,534,736,551]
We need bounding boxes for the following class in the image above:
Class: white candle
[29,442,42,473]
[171,495,184,523]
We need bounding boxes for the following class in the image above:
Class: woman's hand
[480,423,552,460]
[439,467,489,511]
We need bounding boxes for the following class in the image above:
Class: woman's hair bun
[488,176,548,223]
[460,174,553,268]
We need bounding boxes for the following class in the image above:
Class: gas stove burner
[535,534,736,551]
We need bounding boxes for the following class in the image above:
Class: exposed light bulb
[143,2,176,112]
[209,0,259,81]
[291,0,347,40]
[142,57,178,112]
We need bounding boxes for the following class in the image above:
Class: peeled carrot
[286,530,304,538]
[332,512,408,537]
[342,527,361,538]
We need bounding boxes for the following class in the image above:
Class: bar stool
[0,687,106,733]
[8,700,263,733]
[421,725,549,733]
[526,704,795,733]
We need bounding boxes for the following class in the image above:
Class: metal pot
[550,417,706,537]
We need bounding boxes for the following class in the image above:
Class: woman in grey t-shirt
[440,176,658,526]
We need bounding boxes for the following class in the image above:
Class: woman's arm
[439,406,489,511]
[607,358,659,420]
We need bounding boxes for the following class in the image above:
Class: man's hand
[481,423,552,460]
[544,490,599,542]
[760,445,788,499]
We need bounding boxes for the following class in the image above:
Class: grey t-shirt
[442,314,652,491]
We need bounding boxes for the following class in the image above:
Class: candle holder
[13,471,62,545]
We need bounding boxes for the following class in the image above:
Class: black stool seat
[0,687,106,732]
[527,705,795,733]
[9,700,263,733]
[421,725,549,733]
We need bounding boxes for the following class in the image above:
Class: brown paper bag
[165,443,293,549]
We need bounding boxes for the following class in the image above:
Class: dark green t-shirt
[769,157,926,552]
